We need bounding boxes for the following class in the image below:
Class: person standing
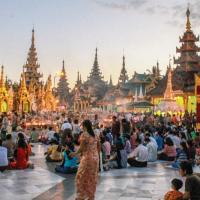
[111,116,120,144]
[70,120,100,200]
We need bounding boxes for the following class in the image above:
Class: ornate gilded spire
[46,75,52,91]
[31,28,35,47]
[88,47,104,81]
[109,75,113,86]
[164,64,173,100]
[0,65,4,87]
[186,7,191,31]
[21,70,27,90]
[118,55,128,85]
[62,60,65,72]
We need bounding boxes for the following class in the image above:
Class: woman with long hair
[70,120,100,200]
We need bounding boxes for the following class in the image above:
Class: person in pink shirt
[158,137,176,161]
[104,136,111,159]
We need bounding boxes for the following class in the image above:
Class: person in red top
[10,133,33,169]
[164,178,183,200]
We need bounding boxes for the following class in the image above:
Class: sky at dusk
[0,0,200,88]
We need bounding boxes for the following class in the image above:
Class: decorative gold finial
[0,65,4,87]
[32,28,35,45]
[186,6,191,31]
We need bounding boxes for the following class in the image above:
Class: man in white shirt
[0,139,8,172]
[61,120,72,131]
[145,137,157,162]
[128,138,148,167]
[47,127,55,141]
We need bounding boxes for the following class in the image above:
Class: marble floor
[1,144,198,200]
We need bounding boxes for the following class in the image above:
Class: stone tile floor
[1,144,199,200]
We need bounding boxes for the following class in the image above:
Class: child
[164,178,183,200]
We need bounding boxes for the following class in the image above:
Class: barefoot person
[70,120,100,200]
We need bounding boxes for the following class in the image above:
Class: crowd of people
[0,111,200,199]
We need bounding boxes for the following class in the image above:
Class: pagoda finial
[0,65,4,87]
[186,6,191,31]
[80,74,82,84]
[94,47,98,65]
[62,60,65,70]
[122,55,125,70]
[109,75,113,86]
[164,67,173,99]
[32,28,35,46]
[76,71,80,85]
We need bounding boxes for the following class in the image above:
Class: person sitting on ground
[47,127,56,143]
[124,134,132,154]
[158,137,176,161]
[155,131,164,151]
[172,141,188,169]
[109,133,127,169]
[0,139,8,172]
[30,127,39,143]
[2,134,16,159]
[164,178,183,200]
[180,161,200,200]
[145,137,157,162]
[55,143,78,174]
[10,133,33,169]
[45,140,62,162]
[11,126,18,144]
[128,138,148,167]
[40,125,48,144]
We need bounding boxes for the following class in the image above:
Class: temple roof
[24,29,42,86]
[174,7,200,72]
[128,72,150,83]
[118,55,128,85]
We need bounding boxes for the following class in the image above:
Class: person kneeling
[55,143,78,174]
[128,138,148,167]
[45,140,62,162]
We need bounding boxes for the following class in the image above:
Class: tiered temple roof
[174,8,200,72]
[87,48,104,82]
[118,55,128,86]
[24,29,42,88]
[149,7,200,97]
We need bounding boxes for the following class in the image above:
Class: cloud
[94,0,200,29]
[94,0,148,11]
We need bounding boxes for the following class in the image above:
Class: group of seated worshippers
[43,128,80,174]
[0,132,34,172]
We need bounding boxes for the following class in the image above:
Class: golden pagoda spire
[164,62,173,100]
[32,28,35,47]
[46,75,52,91]
[0,65,5,87]
[21,68,27,90]
[186,6,191,31]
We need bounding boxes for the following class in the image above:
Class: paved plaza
[1,144,198,200]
